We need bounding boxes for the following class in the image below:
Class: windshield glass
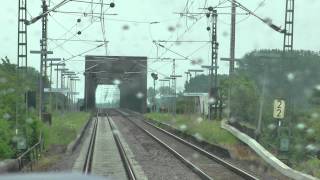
[0,0,319,179]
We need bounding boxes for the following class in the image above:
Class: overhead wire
[61,43,104,62]
[50,38,75,56]
[150,0,230,78]
[49,15,79,42]
[52,10,116,18]
[235,0,267,24]
[48,0,95,44]
[157,15,205,59]
[147,0,207,77]
[50,17,99,50]
[186,42,210,58]
[157,0,229,60]
[100,0,108,55]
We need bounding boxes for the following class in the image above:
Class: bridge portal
[84,56,147,113]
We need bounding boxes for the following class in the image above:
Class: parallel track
[115,108,259,180]
[106,113,137,180]
[83,109,136,179]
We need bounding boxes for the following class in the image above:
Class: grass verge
[42,111,90,149]
[145,112,238,147]
[31,111,90,171]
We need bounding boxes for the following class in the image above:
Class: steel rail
[115,109,212,180]
[106,113,137,180]
[121,109,258,180]
[143,119,258,180]
[83,117,98,175]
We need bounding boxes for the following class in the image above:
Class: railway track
[112,108,258,180]
[82,116,98,175]
[82,110,137,180]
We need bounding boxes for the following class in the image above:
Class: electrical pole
[279,0,294,157]
[16,0,28,147]
[283,0,294,51]
[170,57,182,117]
[212,10,219,119]
[39,0,48,120]
[17,0,28,67]
[53,63,65,111]
[17,0,28,110]
[207,9,219,120]
[230,0,236,74]
[47,58,61,113]
[17,0,28,68]
[228,0,236,120]
[172,59,176,116]
[62,73,66,111]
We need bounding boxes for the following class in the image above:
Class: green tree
[158,86,174,96]
[184,74,209,93]
[238,49,320,110]
[147,87,158,103]
[0,56,46,159]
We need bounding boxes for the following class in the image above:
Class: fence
[16,133,44,171]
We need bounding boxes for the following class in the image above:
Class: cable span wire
[49,38,75,56]
[49,38,107,42]
[186,42,210,58]
[148,0,229,78]
[50,15,78,40]
[50,0,115,51]
[62,43,104,62]
[157,0,229,58]
[51,18,97,50]
[158,15,205,59]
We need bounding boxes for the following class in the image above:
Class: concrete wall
[221,120,318,180]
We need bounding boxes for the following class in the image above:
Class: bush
[297,158,320,177]
[0,120,14,159]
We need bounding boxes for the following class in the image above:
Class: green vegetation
[42,112,90,148]
[0,57,89,160]
[182,50,320,161]
[0,57,44,159]
[237,50,320,173]
[145,112,238,146]
[184,73,260,123]
[297,158,320,177]
[148,49,320,177]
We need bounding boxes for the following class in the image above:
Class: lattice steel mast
[39,0,49,118]
[17,0,28,68]
[283,0,294,51]
[208,9,219,119]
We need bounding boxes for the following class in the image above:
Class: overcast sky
[1,0,320,100]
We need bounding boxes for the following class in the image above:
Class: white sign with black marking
[273,99,285,119]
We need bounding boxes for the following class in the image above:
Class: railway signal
[151,73,158,112]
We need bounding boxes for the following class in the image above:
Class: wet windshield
[0,0,319,179]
